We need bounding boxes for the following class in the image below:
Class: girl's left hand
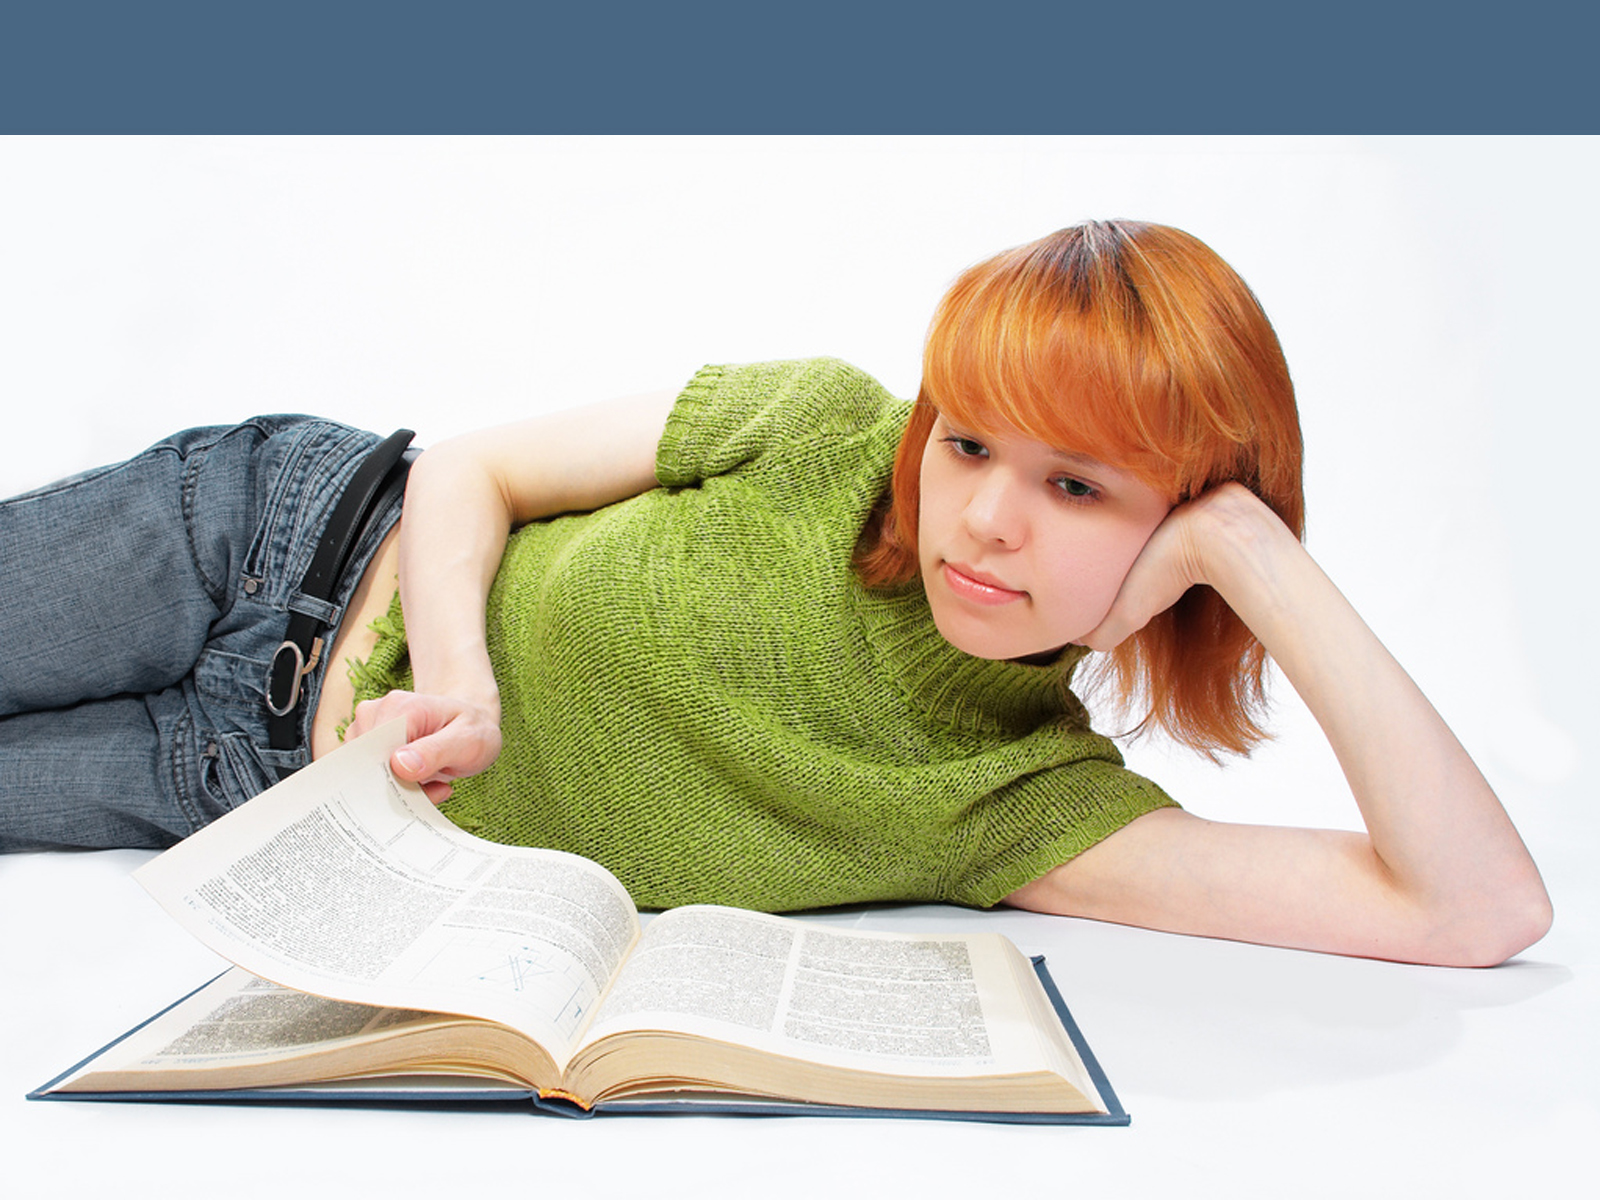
[1078,481,1289,652]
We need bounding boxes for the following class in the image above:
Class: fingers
[346,690,426,741]
[418,779,456,805]
[388,739,455,805]
[389,718,502,785]
[1078,610,1143,654]
[1080,548,1188,654]
[346,690,503,805]
[1078,501,1211,652]
[1080,580,1170,651]
[1081,485,1292,652]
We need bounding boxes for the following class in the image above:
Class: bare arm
[1006,484,1552,966]
[346,389,677,801]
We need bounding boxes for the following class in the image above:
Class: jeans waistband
[265,429,415,760]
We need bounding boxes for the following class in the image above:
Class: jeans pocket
[198,732,277,815]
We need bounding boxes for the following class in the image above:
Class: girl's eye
[1055,477,1096,501]
[943,436,987,459]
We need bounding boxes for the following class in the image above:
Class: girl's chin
[930,611,1073,663]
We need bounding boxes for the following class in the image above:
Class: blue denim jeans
[0,416,405,851]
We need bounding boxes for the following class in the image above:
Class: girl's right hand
[346,688,503,805]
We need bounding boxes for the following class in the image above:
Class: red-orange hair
[855,221,1304,757]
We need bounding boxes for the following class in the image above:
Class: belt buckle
[266,638,323,718]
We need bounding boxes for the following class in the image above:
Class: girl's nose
[962,471,1026,546]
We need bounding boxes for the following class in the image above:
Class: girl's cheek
[1059,531,1149,613]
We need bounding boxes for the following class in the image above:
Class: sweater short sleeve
[657,358,904,487]
[944,760,1179,909]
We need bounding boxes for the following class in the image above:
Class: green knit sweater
[351,358,1175,911]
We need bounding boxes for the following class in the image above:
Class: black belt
[266,428,416,755]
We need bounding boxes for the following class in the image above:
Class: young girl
[0,221,1551,968]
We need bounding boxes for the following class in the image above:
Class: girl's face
[918,413,1173,661]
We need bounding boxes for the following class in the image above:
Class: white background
[3,136,1595,1197]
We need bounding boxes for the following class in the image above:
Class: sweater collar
[852,579,1089,734]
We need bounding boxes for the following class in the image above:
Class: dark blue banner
[1,1,1594,133]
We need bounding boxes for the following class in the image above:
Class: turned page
[578,905,1096,1090]
[135,721,639,1067]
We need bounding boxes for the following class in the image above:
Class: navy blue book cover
[30,956,1129,1126]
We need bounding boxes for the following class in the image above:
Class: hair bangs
[922,275,1176,498]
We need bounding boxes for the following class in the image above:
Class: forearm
[392,391,674,710]
[395,441,510,718]
[1201,497,1550,958]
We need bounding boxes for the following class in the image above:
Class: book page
[48,968,441,1090]
[135,722,639,1064]
[581,906,1093,1088]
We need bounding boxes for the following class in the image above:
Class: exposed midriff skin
[310,521,403,760]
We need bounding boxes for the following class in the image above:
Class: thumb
[391,719,500,783]
[391,744,430,781]
[391,738,470,806]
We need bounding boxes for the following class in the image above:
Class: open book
[31,722,1126,1124]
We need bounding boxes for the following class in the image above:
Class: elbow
[1483,884,1554,967]
[1423,880,1554,969]
[407,437,483,489]
[403,438,517,525]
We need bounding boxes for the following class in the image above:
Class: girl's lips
[942,561,1027,606]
